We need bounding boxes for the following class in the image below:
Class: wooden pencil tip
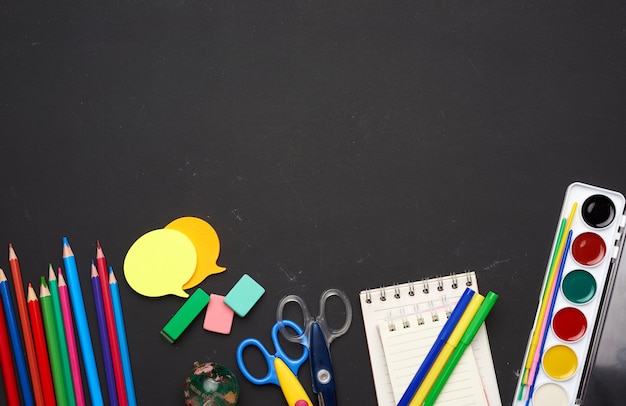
[0,268,6,281]
[48,265,56,280]
[109,267,118,284]
[91,263,98,278]
[40,281,50,296]
[27,284,37,301]
[8,243,17,260]
[62,237,73,257]
[58,271,67,286]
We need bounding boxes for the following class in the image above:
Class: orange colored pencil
[0,284,20,406]
[9,244,44,405]
[27,284,57,406]
[96,242,127,406]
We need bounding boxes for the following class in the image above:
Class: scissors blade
[310,322,337,406]
[274,357,314,406]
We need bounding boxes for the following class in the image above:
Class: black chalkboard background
[2,1,626,404]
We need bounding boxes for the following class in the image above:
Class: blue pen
[397,287,475,406]
[0,268,35,406]
[62,237,105,406]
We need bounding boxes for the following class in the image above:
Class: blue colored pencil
[0,268,35,406]
[91,263,119,406]
[397,287,475,406]
[62,237,104,406]
[109,267,137,406]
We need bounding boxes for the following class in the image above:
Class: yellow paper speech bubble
[165,216,226,289]
[123,228,197,298]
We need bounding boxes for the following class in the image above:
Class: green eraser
[224,274,265,317]
[160,288,210,343]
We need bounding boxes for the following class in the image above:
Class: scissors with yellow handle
[236,320,313,406]
[276,289,352,406]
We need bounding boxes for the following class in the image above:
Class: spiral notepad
[359,272,501,406]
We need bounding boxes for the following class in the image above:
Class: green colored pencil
[423,291,499,406]
[48,266,77,406]
[40,278,69,406]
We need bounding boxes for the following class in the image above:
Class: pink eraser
[203,294,235,334]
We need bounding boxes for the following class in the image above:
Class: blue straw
[398,287,475,406]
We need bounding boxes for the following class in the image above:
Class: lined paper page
[379,313,487,405]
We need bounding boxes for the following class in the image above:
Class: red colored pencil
[9,244,45,405]
[96,242,127,406]
[27,284,57,406]
[0,282,20,406]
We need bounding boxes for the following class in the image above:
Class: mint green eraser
[224,274,265,317]
[160,288,210,343]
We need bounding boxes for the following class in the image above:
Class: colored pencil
[398,287,475,406]
[49,266,77,406]
[0,268,35,405]
[91,263,119,406]
[62,237,104,406]
[518,203,577,399]
[58,269,86,406]
[96,242,128,405]
[408,293,485,406]
[40,278,69,405]
[8,245,44,405]
[110,267,137,405]
[27,284,57,406]
[423,291,499,406]
[0,280,20,406]
[525,230,574,404]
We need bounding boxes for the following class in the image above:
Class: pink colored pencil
[58,269,86,406]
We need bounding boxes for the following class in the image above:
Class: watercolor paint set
[514,182,626,406]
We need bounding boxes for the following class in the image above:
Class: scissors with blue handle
[237,320,313,406]
[276,289,353,406]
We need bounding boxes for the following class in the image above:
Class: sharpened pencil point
[8,243,17,260]
[48,265,56,281]
[109,267,118,284]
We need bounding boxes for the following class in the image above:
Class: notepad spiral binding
[363,272,473,304]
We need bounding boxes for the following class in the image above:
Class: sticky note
[124,228,197,298]
[224,274,265,317]
[160,288,210,343]
[203,294,234,334]
[165,217,226,290]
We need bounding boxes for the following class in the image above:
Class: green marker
[423,291,499,406]
[160,288,210,343]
